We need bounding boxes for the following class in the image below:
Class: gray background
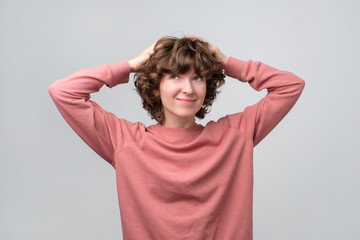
[1,0,359,239]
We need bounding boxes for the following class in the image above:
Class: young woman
[49,35,305,240]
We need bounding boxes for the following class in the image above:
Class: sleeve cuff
[107,61,131,88]
[224,57,248,82]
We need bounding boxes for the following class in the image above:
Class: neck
[161,118,198,128]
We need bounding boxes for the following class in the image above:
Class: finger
[146,41,157,53]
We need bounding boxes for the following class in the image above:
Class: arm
[180,35,305,147]
[48,61,131,166]
[224,57,305,147]
[48,41,157,166]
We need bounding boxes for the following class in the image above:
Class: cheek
[159,84,174,103]
[160,82,179,97]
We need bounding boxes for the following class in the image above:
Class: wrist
[222,56,229,69]
[127,60,136,73]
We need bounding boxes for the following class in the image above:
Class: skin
[159,66,206,128]
[128,35,228,128]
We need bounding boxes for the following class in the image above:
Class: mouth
[176,98,196,103]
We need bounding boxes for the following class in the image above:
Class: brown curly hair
[134,36,225,123]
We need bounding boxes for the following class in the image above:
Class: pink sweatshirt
[48,57,305,240]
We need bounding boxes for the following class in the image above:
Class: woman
[48,35,305,240]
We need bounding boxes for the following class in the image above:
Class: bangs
[161,52,196,75]
[160,51,217,79]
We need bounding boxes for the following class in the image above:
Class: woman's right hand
[184,35,228,68]
[128,41,156,73]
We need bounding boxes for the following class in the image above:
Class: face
[159,66,206,128]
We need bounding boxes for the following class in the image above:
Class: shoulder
[100,110,147,144]
[116,118,147,136]
[205,111,246,129]
[202,111,254,138]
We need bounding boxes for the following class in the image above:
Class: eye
[170,75,179,79]
[193,76,202,81]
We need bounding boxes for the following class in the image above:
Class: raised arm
[223,57,305,147]
[48,61,131,166]
[48,40,159,166]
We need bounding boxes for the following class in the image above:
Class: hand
[128,41,156,73]
[184,35,228,68]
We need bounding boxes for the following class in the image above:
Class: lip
[176,98,196,103]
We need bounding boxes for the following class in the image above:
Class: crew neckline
[148,123,204,136]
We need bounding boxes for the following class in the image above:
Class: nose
[181,78,194,94]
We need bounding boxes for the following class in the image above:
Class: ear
[153,89,160,99]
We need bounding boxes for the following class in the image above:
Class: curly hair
[134,36,225,124]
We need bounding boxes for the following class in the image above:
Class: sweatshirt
[48,57,305,240]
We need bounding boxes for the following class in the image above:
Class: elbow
[48,80,61,100]
[290,72,305,93]
[298,77,305,92]
[283,73,305,97]
[293,77,305,97]
[48,83,56,98]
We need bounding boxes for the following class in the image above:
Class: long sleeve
[223,57,305,147]
[48,61,131,166]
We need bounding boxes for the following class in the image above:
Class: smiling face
[159,65,206,128]
[134,37,226,125]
